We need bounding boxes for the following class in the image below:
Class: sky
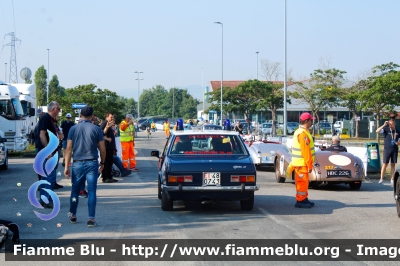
[0,0,399,101]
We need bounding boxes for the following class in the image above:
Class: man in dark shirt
[326,136,347,152]
[61,113,75,167]
[37,101,64,208]
[64,105,106,227]
[100,112,118,183]
[234,121,243,134]
[376,119,400,185]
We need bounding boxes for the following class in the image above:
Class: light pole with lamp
[214,22,223,126]
[47,49,49,104]
[256,52,259,80]
[134,71,143,118]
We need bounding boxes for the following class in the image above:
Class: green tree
[57,84,125,123]
[258,82,288,135]
[34,66,47,106]
[361,63,400,140]
[291,68,345,135]
[207,79,264,129]
[48,74,66,102]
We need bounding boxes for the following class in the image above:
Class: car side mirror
[151,150,160,158]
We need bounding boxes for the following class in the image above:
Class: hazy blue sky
[0,0,399,101]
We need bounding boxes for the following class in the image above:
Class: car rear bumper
[162,184,259,201]
[162,184,260,191]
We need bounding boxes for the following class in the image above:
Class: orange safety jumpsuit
[290,127,315,202]
[164,122,170,138]
[119,120,137,170]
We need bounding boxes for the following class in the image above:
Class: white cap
[66,113,72,118]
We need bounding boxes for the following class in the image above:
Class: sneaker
[87,219,98,228]
[379,179,383,184]
[54,183,64,189]
[121,171,131,177]
[103,179,118,183]
[303,198,315,207]
[295,200,313,208]
[68,212,77,224]
[79,190,88,198]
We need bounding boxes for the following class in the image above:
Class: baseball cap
[299,112,315,121]
[80,106,94,116]
[66,113,72,118]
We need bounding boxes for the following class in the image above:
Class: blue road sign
[71,103,86,109]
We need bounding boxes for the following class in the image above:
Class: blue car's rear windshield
[170,134,247,155]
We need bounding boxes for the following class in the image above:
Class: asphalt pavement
[1,130,399,266]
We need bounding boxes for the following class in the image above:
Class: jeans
[39,165,57,204]
[113,155,128,174]
[69,161,99,219]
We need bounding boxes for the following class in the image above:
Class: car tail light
[168,175,193,183]
[231,175,255,183]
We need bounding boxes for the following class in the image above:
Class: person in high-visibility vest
[290,112,316,208]
[164,121,170,139]
[150,122,156,132]
[119,114,138,170]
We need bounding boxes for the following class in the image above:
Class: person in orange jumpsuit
[119,114,138,171]
[290,112,316,208]
[164,121,170,139]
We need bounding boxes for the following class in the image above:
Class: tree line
[206,62,400,138]
[33,66,199,123]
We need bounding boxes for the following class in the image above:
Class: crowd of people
[34,101,138,228]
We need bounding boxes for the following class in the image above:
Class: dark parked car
[151,130,259,211]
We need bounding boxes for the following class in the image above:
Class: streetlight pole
[134,71,143,118]
[283,0,287,136]
[47,49,49,104]
[4,63,7,83]
[202,68,204,120]
[214,22,223,126]
[256,52,259,80]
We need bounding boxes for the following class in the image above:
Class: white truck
[12,84,37,143]
[0,80,28,151]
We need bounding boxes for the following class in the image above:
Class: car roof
[171,130,239,136]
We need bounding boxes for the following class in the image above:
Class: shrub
[342,128,348,134]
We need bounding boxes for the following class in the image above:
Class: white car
[245,137,287,168]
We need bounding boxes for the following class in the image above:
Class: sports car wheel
[349,182,362,190]
[395,178,400,218]
[161,191,173,211]
[275,159,285,183]
[158,178,162,199]
[240,193,254,211]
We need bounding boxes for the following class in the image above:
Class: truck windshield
[20,100,30,116]
[0,99,24,119]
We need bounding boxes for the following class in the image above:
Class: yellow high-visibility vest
[120,121,134,142]
[291,128,315,166]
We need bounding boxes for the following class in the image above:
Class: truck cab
[0,81,28,151]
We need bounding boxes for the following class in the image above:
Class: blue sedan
[151,130,259,211]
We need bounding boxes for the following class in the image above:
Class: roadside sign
[71,103,86,109]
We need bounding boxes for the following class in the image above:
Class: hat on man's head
[66,113,72,118]
[80,106,94,116]
[299,112,315,121]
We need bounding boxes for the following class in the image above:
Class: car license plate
[326,170,351,177]
[203,172,221,185]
